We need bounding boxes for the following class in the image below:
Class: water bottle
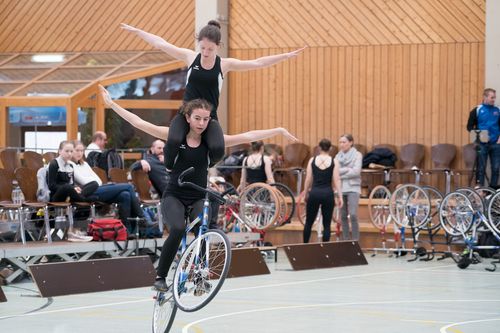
[12,185,22,204]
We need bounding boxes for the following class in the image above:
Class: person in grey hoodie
[335,134,363,241]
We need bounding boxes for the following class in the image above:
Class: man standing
[467,88,500,188]
[85,131,107,157]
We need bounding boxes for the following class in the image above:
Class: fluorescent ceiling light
[31,54,65,63]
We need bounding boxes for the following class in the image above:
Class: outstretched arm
[221,46,306,73]
[99,85,169,140]
[121,23,196,65]
[223,127,298,147]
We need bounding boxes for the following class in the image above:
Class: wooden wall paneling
[401,45,412,147]
[333,1,370,46]
[453,0,486,39]
[316,47,325,142]
[455,43,465,153]
[257,49,265,131]
[351,46,360,143]
[323,1,361,46]
[393,45,403,147]
[380,45,389,145]
[365,46,374,146]
[386,45,395,145]
[141,0,192,51]
[415,44,426,144]
[17,0,65,52]
[42,0,92,52]
[287,1,322,47]
[1,0,39,51]
[351,0,393,45]
[303,47,312,145]
[344,46,353,134]
[421,44,433,154]
[429,44,446,145]
[379,0,428,44]
[89,0,143,52]
[400,0,444,43]
[407,44,418,145]
[337,47,345,144]
[371,45,381,146]
[63,0,102,51]
[418,0,462,43]
[95,0,145,51]
[0,0,19,24]
[368,0,414,44]
[462,0,487,23]
[431,0,474,42]
[323,47,332,141]
[306,0,344,46]
[268,49,277,135]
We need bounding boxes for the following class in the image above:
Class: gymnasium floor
[1,250,500,333]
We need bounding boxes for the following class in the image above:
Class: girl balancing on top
[121,21,306,170]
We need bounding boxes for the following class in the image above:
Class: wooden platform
[0,232,260,284]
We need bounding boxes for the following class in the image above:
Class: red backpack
[88,219,127,241]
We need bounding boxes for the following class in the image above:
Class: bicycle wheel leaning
[368,185,392,230]
[152,261,178,333]
[239,182,280,230]
[173,229,232,312]
[439,191,474,237]
[270,183,296,225]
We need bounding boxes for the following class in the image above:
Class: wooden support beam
[65,99,77,140]
[99,61,185,86]
[114,99,183,110]
[0,100,6,147]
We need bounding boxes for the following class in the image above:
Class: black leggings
[50,183,96,202]
[164,114,225,169]
[157,195,220,278]
[303,189,334,243]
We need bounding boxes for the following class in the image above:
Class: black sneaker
[153,277,169,292]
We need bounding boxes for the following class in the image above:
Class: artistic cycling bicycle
[152,167,232,332]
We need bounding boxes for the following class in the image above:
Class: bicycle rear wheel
[152,260,178,333]
[173,229,231,312]
[152,291,177,333]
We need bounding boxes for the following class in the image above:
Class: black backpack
[87,149,124,175]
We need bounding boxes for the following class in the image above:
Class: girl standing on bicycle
[238,140,275,192]
[302,139,343,243]
[99,85,297,290]
[121,21,305,171]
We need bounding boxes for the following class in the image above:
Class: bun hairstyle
[198,20,222,45]
[251,141,264,152]
[319,138,331,152]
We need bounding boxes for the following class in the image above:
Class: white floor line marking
[182,299,500,333]
[440,317,500,333]
[222,269,405,292]
[0,299,150,320]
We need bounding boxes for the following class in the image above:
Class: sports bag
[87,219,127,241]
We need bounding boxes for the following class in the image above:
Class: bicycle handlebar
[178,167,226,205]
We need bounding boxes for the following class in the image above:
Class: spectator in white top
[71,140,145,233]
[85,131,107,157]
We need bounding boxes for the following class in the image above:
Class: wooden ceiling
[0,0,195,52]
[229,0,485,49]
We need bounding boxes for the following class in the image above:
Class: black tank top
[184,54,224,120]
[312,156,334,189]
[245,155,267,184]
[164,140,209,202]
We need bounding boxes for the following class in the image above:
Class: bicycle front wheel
[173,229,232,312]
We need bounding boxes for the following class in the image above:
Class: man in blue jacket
[466,88,500,188]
